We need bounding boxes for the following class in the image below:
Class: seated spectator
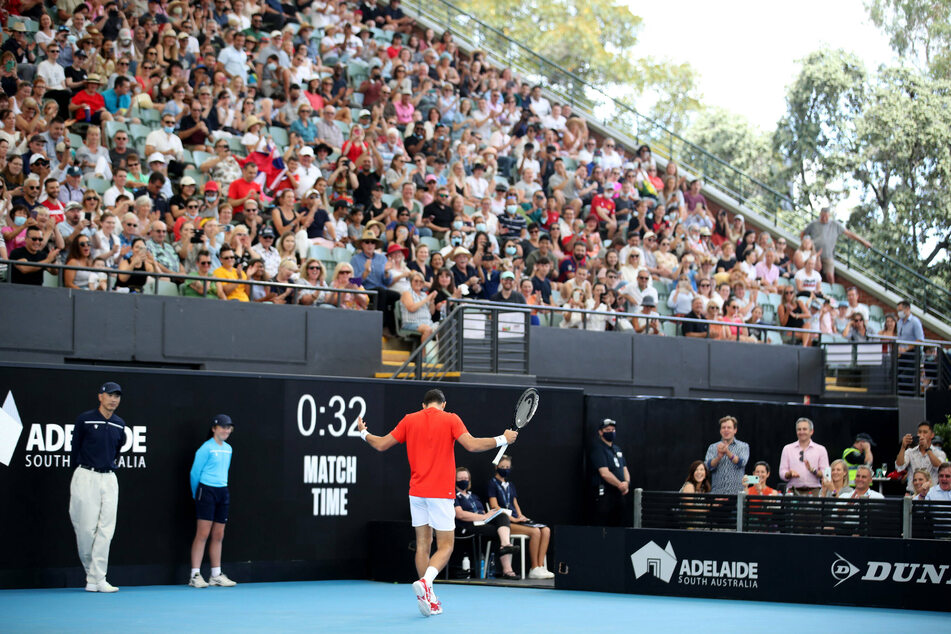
[705,303,730,340]
[182,250,224,299]
[62,233,96,290]
[820,459,853,498]
[680,460,710,493]
[842,286,870,322]
[682,297,709,339]
[632,295,663,335]
[399,272,436,339]
[925,463,951,501]
[9,225,60,285]
[910,469,932,501]
[69,74,113,126]
[667,275,696,316]
[777,286,813,347]
[490,271,525,304]
[213,245,250,302]
[745,461,780,495]
[454,467,518,580]
[794,255,823,299]
[755,249,781,292]
[487,455,554,580]
[298,259,331,306]
[115,237,156,293]
[265,258,300,305]
[328,261,369,310]
[843,312,871,342]
[745,305,767,342]
[839,465,883,499]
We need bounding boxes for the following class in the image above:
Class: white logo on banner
[0,391,24,466]
[831,553,860,587]
[631,540,677,583]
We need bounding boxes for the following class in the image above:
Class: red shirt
[71,90,106,114]
[386,44,402,59]
[43,199,66,224]
[591,195,615,220]
[390,407,468,499]
[227,178,262,215]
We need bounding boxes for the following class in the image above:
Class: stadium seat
[43,271,59,288]
[652,280,670,299]
[182,149,194,165]
[420,236,442,252]
[68,132,83,149]
[351,92,364,107]
[192,151,214,168]
[104,121,129,147]
[655,302,672,316]
[868,319,882,333]
[869,304,884,321]
[84,177,110,195]
[661,321,678,337]
[820,282,833,297]
[227,137,245,154]
[335,120,351,136]
[269,127,289,148]
[332,247,353,262]
[139,109,161,124]
[128,123,151,143]
[309,245,334,261]
[156,281,180,297]
[766,330,783,345]
[831,283,847,300]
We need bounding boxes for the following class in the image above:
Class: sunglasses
[78,241,90,247]
[338,270,353,275]
[308,265,321,270]
[29,236,44,242]
[199,261,211,265]
[221,255,235,260]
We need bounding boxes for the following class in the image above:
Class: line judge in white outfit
[69,381,126,593]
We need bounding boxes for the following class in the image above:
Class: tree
[773,49,867,216]
[866,0,951,77]
[847,67,951,282]
[687,107,782,190]
[455,0,642,86]
[636,59,703,136]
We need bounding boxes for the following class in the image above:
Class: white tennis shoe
[528,567,555,579]
[188,573,209,588]
[86,580,119,592]
[412,579,433,616]
[209,573,237,587]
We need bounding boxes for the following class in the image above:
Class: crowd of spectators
[0,1,912,346]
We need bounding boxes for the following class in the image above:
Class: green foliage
[687,107,783,190]
[866,0,951,77]
[455,0,642,86]
[935,416,951,446]
[636,59,703,136]
[773,49,868,215]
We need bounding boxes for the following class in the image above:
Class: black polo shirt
[590,439,626,487]
[9,245,49,285]
[681,310,709,337]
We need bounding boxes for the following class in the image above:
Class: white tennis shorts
[409,496,455,531]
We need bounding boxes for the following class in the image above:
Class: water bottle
[461,556,470,579]
[478,558,485,579]
[487,554,497,578]
[880,463,888,478]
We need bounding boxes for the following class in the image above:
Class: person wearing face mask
[590,418,630,527]
[498,198,527,240]
[487,455,554,579]
[895,299,926,392]
[453,466,520,579]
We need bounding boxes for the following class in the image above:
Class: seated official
[486,455,553,580]
[454,467,518,579]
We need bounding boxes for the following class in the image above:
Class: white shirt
[540,113,566,131]
[294,164,321,199]
[795,268,822,293]
[251,243,281,278]
[465,175,489,200]
[839,488,884,499]
[528,96,551,117]
[896,445,948,493]
[37,59,67,90]
[145,129,184,161]
[844,302,870,323]
[217,45,248,82]
[925,486,951,501]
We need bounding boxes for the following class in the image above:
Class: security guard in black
[590,418,630,527]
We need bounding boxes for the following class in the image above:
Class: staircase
[375,337,461,380]
[397,0,951,339]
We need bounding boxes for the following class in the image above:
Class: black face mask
[602,431,615,442]
[496,468,510,478]
[456,480,469,491]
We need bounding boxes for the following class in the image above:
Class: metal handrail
[0,258,379,304]
[404,0,951,324]
[389,302,465,379]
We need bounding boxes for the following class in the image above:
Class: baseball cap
[66,166,82,177]
[270,30,282,38]
[259,226,276,238]
[65,201,82,211]
[148,152,167,164]
[29,154,49,165]
[180,175,197,187]
[300,146,315,157]
[599,418,616,429]
[641,295,656,307]
[212,414,234,427]
[203,180,219,192]
[358,109,371,118]
[500,271,515,280]
[855,432,876,447]
[99,381,122,395]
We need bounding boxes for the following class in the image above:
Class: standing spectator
[69,381,125,593]
[895,299,924,344]
[590,418,630,527]
[924,463,951,501]
[895,421,947,495]
[801,207,871,284]
[842,433,875,486]
[704,416,749,494]
[778,417,830,496]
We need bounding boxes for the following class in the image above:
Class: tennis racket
[492,388,540,465]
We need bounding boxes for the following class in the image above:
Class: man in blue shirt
[896,299,927,394]
[704,415,750,494]
[69,381,126,593]
[896,299,925,344]
[351,230,400,334]
[101,76,133,121]
[188,414,237,588]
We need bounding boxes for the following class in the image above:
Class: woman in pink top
[393,90,416,125]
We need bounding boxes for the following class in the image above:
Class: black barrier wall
[555,526,951,612]
[0,364,584,589]
[0,364,899,589]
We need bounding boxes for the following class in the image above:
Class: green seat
[661,321,678,337]
[869,304,885,321]
[420,236,442,252]
[193,151,214,168]
[182,149,194,165]
[268,126,289,149]
[156,280,180,297]
[43,271,60,288]
[394,302,420,341]
[68,132,83,148]
[652,280,670,299]
[766,330,783,345]
[332,247,352,262]
[104,121,129,147]
[820,282,833,297]
[128,123,152,143]
[309,245,333,261]
[831,283,847,301]
[139,109,160,124]
[85,177,110,195]
[868,319,882,333]
[655,301,672,316]
[335,120,351,136]
[227,137,245,155]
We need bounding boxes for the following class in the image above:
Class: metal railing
[0,259,379,307]
[633,490,951,540]
[403,0,951,325]
[821,337,951,396]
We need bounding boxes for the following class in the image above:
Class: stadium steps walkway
[374,341,461,379]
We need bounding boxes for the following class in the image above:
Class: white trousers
[68,467,118,584]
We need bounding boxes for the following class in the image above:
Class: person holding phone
[328,261,369,310]
[744,462,779,495]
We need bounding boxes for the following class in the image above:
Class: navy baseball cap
[212,414,234,427]
[599,418,616,429]
[855,432,876,447]
[99,381,122,395]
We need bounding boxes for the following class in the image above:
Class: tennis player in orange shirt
[357,388,518,617]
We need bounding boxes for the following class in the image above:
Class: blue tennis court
[0,580,942,633]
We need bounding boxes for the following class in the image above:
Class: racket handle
[492,443,507,465]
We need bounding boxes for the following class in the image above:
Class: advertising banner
[555,525,951,612]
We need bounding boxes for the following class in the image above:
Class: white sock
[423,566,438,585]
[191,568,200,577]
[211,567,221,577]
